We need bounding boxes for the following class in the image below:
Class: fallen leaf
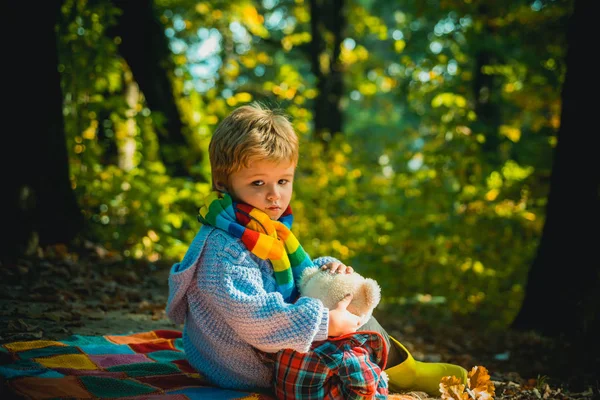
[467,366,495,400]
[440,375,468,400]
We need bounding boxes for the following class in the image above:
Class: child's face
[225,159,295,220]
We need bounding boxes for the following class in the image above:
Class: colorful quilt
[0,329,275,399]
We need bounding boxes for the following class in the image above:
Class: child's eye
[278,179,289,185]
[251,180,264,186]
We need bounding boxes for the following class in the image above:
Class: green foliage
[74,163,211,261]
[57,0,569,329]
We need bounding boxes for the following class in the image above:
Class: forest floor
[0,243,597,400]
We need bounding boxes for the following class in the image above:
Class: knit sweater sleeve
[201,231,329,353]
[311,256,342,268]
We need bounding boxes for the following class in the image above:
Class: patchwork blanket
[0,329,274,399]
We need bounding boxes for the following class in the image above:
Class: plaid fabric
[273,331,388,400]
[0,329,274,399]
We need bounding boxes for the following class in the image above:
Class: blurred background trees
[4,0,597,347]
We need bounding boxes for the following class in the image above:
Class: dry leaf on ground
[440,366,496,400]
[467,366,495,400]
[440,375,469,400]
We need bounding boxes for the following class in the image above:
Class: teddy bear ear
[298,267,320,291]
[361,278,382,309]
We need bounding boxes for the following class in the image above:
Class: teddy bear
[297,266,382,327]
[274,266,389,399]
[283,266,468,399]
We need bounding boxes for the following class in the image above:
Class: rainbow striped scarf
[198,192,313,302]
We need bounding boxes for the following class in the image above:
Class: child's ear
[214,181,228,193]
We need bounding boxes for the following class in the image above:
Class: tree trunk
[106,0,190,176]
[309,0,345,143]
[473,51,500,158]
[472,4,501,166]
[2,1,83,262]
[511,0,599,375]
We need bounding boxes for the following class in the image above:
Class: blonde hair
[209,102,298,190]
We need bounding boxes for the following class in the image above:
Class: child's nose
[267,187,280,200]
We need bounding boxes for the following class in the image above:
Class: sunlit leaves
[431,93,468,108]
[223,59,241,80]
[195,3,210,15]
[77,163,212,261]
[56,0,569,330]
[240,52,271,68]
[340,44,369,65]
[237,3,268,38]
[501,160,533,182]
[358,81,377,96]
[190,1,270,44]
[82,121,98,140]
[393,40,406,53]
[347,5,388,39]
[281,32,311,52]
[499,125,521,142]
[293,3,310,24]
[486,171,503,190]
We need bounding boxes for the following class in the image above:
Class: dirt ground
[1,245,597,399]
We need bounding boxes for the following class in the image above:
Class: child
[166,102,467,396]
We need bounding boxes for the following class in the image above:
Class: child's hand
[327,294,362,337]
[321,261,354,274]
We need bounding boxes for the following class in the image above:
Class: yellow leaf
[82,120,98,140]
[358,82,377,96]
[296,122,308,133]
[235,92,253,103]
[206,115,219,125]
[147,230,160,242]
[440,375,468,400]
[394,40,406,53]
[522,211,536,221]
[166,213,183,229]
[304,89,317,99]
[256,52,270,64]
[467,366,495,400]
[500,125,521,142]
[484,188,499,201]
[195,3,209,14]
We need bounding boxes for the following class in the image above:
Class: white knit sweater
[166,225,333,391]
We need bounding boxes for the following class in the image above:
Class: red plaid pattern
[273,331,388,399]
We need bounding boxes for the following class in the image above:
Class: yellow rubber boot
[385,336,467,396]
